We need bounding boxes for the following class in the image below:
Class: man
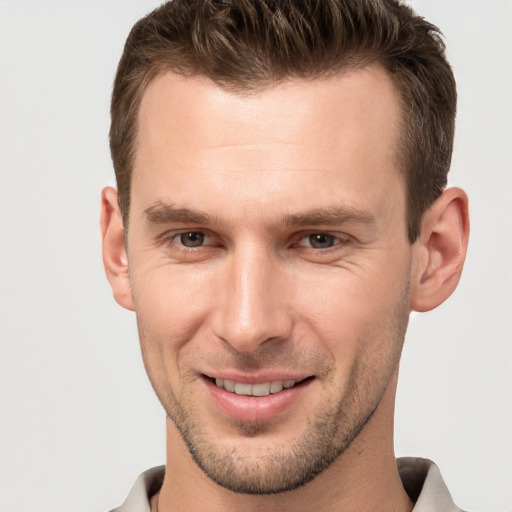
[100,0,469,510]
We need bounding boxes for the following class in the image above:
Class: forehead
[132,66,404,225]
[136,66,402,165]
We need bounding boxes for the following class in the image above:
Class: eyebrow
[144,202,376,228]
[282,206,376,227]
[144,203,214,225]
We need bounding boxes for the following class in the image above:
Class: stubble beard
[166,385,383,495]
[143,347,406,494]
[137,286,410,495]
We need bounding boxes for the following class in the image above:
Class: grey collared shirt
[110,457,465,512]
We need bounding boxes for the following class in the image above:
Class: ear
[100,187,135,311]
[410,187,470,312]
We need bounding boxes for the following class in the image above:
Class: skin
[101,65,469,512]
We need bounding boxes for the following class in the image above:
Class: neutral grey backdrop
[1,1,511,511]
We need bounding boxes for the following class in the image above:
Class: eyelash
[163,230,216,250]
[162,230,350,253]
[295,233,348,250]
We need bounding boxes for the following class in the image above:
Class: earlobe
[410,187,470,312]
[100,186,135,311]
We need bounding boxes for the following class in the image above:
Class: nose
[211,243,293,354]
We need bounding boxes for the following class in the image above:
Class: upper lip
[202,371,313,384]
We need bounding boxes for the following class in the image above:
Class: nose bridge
[213,241,291,353]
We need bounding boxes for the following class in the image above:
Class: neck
[156,373,413,512]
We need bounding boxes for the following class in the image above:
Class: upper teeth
[215,378,297,396]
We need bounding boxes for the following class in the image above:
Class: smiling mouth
[205,376,313,397]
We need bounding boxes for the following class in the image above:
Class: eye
[159,230,221,262]
[177,231,206,247]
[299,233,344,249]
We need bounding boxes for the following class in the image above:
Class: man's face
[127,66,414,493]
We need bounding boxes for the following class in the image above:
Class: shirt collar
[113,458,463,511]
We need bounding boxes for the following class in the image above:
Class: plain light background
[0,1,510,511]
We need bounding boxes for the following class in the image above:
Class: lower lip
[203,377,313,423]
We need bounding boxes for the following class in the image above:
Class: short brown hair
[110,0,456,242]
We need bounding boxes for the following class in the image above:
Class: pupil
[310,234,334,249]
[180,232,204,247]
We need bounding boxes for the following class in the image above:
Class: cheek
[131,264,214,344]
[295,260,410,355]
[130,266,217,392]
